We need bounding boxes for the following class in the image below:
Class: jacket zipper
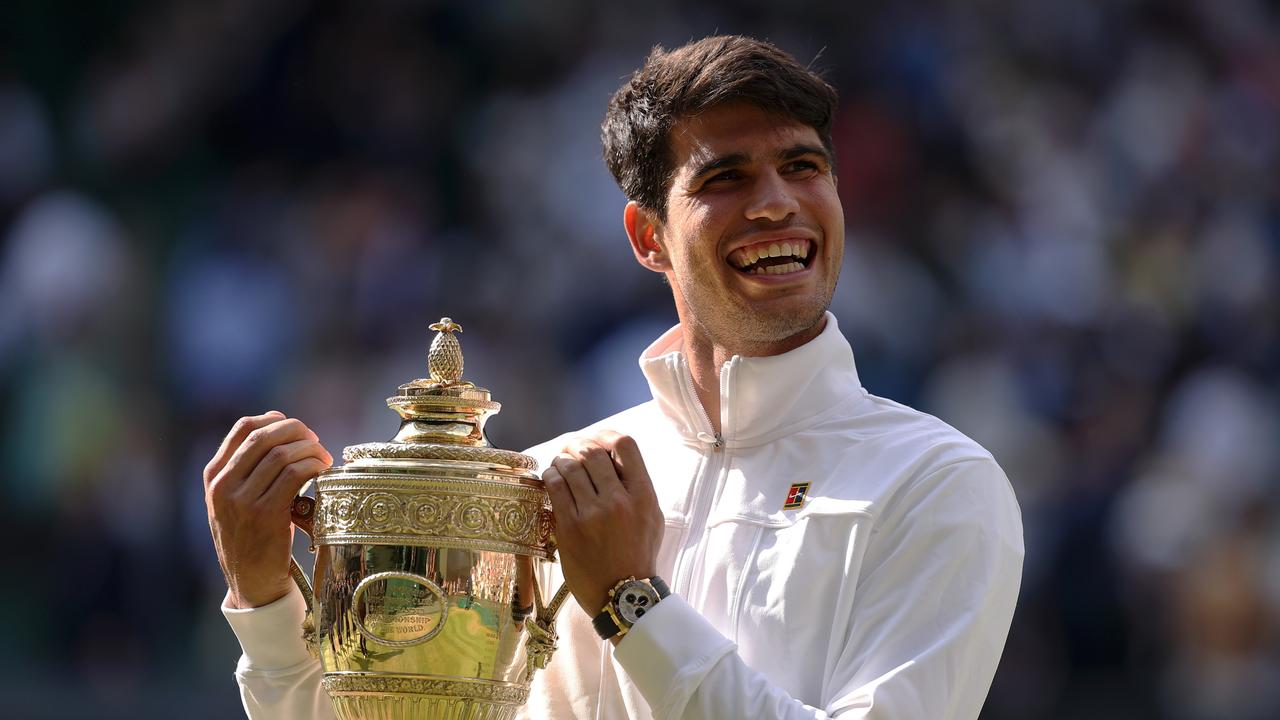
[685,360,723,450]
[680,353,721,448]
[672,356,732,600]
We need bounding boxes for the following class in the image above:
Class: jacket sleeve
[612,458,1024,719]
[222,586,336,720]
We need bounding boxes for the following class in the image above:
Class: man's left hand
[543,430,664,617]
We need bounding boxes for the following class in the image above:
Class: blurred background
[0,0,1277,717]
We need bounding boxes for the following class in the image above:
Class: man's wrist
[226,584,290,609]
[592,576,670,640]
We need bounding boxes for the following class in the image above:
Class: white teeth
[757,261,805,275]
[732,240,814,273]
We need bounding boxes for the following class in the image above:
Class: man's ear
[624,201,670,273]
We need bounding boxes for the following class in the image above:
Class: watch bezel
[610,578,662,627]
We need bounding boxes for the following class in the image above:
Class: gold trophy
[287,317,570,719]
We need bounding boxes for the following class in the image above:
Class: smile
[728,238,813,276]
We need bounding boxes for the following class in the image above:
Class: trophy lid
[340,317,537,471]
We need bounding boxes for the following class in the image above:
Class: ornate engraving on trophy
[351,571,448,646]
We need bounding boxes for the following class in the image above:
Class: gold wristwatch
[592,576,671,640]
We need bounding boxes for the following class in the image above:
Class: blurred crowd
[0,0,1276,718]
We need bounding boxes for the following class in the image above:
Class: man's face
[647,102,843,354]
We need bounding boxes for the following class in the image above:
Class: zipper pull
[695,431,724,450]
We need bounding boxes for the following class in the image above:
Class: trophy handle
[290,493,316,544]
[289,493,320,658]
[523,561,573,682]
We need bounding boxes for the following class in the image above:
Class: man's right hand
[204,411,334,609]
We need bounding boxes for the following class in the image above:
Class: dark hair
[601,35,839,218]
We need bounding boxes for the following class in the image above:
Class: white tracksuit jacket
[224,313,1024,719]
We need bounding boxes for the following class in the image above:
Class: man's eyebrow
[689,152,749,181]
[780,143,831,164]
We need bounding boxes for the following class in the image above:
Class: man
[208,35,1023,719]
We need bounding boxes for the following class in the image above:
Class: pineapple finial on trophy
[427,317,465,384]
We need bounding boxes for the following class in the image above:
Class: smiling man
[213,35,1023,719]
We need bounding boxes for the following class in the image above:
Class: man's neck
[679,316,828,436]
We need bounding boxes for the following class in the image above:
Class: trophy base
[323,673,530,720]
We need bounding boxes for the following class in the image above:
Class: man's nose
[744,171,800,222]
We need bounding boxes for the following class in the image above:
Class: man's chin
[715,304,829,351]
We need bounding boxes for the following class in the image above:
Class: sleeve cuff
[221,585,315,671]
[612,594,735,713]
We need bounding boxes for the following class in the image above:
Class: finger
[262,456,331,510]
[566,439,623,500]
[239,439,332,501]
[542,465,578,517]
[598,432,658,503]
[204,411,284,488]
[551,455,598,505]
[219,418,314,489]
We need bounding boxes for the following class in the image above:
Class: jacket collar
[638,312,866,447]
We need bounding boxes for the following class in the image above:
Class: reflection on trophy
[287,317,569,719]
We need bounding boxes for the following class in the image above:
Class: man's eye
[705,170,742,185]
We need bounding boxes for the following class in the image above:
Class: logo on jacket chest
[782,482,811,510]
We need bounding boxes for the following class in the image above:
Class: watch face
[614,580,661,626]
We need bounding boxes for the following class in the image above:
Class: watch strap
[648,575,671,599]
[592,607,623,639]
